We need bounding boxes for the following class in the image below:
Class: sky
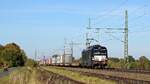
[0,0,150,59]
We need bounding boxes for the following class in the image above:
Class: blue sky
[0,0,150,59]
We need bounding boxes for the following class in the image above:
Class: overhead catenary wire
[129,5,148,15]
[129,9,150,22]
[127,4,150,29]
[91,0,128,26]
[106,32,124,42]
[129,12,150,28]
[129,28,150,34]
[92,0,128,20]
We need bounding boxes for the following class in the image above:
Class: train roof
[87,45,106,49]
[82,45,107,52]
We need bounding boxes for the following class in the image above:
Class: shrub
[25,59,37,67]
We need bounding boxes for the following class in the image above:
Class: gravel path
[0,67,17,78]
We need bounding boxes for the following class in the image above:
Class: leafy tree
[109,57,120,63]
[0,43,27,67]
[127,61,138,69]
[138,56,150,70]
[118,59,126,69]
[107,56,150,70]
[0,45,4,67]
[107,57,122,68]
[125,56,136,69]
[126,55,135,63]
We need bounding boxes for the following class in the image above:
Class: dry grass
[0,76,9,84]
[9,67,43,84]
[0,66,116,84]
[43,66,116,84]
[0,67,84,84]
[0,67,41,84]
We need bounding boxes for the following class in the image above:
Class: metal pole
[124,10,128,63]
[86,18,91,48]
[63,38,67,64]
[35,49,37,61]
[96,28,100,44]
[70,41,73,58]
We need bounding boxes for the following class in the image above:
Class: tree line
[108,56,150,70]
[0,43,27,67]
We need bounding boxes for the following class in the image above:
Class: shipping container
[64,54,73,64]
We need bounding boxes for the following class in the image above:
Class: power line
[129,28,150,33]
[129,5,148,15]
[92,0,128,20]
[129,10,150,23]
[107,33,124,42]
[127,4,150,27]
[91,0,128,27]
[69,41,81,58]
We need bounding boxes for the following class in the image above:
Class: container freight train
[40,44,108,68]
[52,54,73,66]
[39,54,74,66]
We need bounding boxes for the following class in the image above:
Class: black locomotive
[81,45,108,68]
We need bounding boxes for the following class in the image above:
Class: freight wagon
[51,54,73,66]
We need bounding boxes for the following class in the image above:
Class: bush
[25,59,37,67]
[0,43,27,67]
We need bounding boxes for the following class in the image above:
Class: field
[0,66,115,84]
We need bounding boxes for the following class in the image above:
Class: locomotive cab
[81,45,108,68]
[92,46,108,68]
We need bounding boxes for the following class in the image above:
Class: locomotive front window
[94,52,101,55]
[93,51,107,61]
[94,50,107,55]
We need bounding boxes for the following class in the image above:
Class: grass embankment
[0,75,9,84]
[9,67,40,84]
[43,66,116,84]
[0,68,3,72]
[0,66,83,84]
[0,67,42,84]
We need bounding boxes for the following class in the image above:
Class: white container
[52,55,58,64]
[64,54,73,64]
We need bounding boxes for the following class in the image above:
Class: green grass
[0,68,9,84]
[43,66,116,84]
[0,67,62,84]
[0,68,3,72]
[0,66,115,84]
[0,67,42,84]
[0,75,9,84]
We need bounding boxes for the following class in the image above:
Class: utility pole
[69,41,81,58]
[86,18,91,48]
[70,41,73,58]
[95,28,100,44]
[35,49,37,61]
[88,10,129,62]
[63,38,67,64]
[124,10,128,63]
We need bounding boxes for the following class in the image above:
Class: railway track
[39,67,85,84]
[100,68,150,75]
[58,65,150,75]
[61,67,150,84]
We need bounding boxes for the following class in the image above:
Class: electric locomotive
[81,45,108,68]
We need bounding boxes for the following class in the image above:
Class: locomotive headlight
[92,57,95,60]
[94,55,106,61]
